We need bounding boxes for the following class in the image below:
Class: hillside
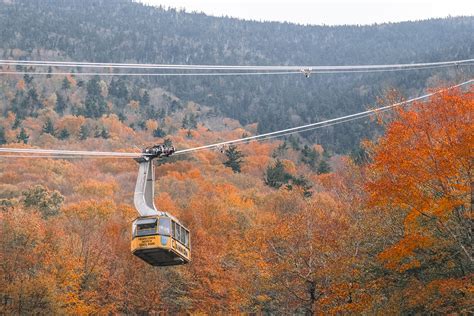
[1,86,472,314]
[0,1,473,314]
[0,0,472,151]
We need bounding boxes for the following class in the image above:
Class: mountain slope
[0,0,472,151]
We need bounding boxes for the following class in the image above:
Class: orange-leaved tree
[366,86,473,313]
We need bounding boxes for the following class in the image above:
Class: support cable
[0,79,471,159]
[0,71,300,77]
[174,79,473,155]
[1,63,470,77]
[0,147,144,157]
[0,58,472,71]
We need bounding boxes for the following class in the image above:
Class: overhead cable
[0,71,300,77]
[0,147,144,157]
[0,79,471,159]
[173,79,473,155]
[0,63,469,77]
[0,154,135,159]
[175,110,394,156]
[0,58,472,71]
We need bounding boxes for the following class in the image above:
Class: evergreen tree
[223,145,245,173]
[264,160,293,189]
[94,129,102,138]
[23,74,33,85]
[117,112,127,122]
[181,116,189,129]
[12,117,21,129]
[79,125,89,140]
[141,90,150,107]
[58,129,70,140]
[84,76,108,118]
[27,88,38,103]
[0,126,7,145]
[317,159,331,174]
[182,114,198,129]
[109,78,128,99]
[153,127,166,138]
[100,127,110,139]
[158,108,166,119]
[62,77,70,90]
[42,117,56,135]
[301,145,320,170]
[55,94,67,115]
[290,175,313,198]
[17,128,29,144]
[170,100,181,112]
[188,113,198,129]
[288,135,301,150]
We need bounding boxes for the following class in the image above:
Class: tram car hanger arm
[134,144,175,217]
[131,144,191,266]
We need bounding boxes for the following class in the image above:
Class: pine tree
[12,117,21,129]
[84,76,107,118]
[0,126,7,145]
[142,90,150,107]
[264,160,293,189]
[223,145,245,173]
[109,78,128,99]
[288,135,300,150]
[317,159,331,174]
[181,116,189,129]
[100,127,110,139]
[27,88,38,102]
[17,128,29,144]
[153,127,166,138]
[55,94,67,115]
[62,77,70,90]
[42,117,56,135]
[79,125,89,140]
[301,145,320,170]
[188,113,197,129]
[58,129,70,140]
[291,175,313,198]
[23,74,33,85]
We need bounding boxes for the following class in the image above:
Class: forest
[0,0,473,314]
[0,81,472,314]
[0,0,473,151]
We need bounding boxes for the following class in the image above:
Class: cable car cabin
[131,215,191,266]
[131,145,190,266]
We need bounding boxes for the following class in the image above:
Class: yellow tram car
[131,215,191,266]
[131,145,191,266]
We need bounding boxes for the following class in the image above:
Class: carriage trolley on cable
[131,144,191,266]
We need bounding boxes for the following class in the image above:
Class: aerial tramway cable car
[130,144,191,266]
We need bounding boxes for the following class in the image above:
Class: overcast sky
[139,0,473,25]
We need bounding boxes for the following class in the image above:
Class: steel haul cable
[1,58,473,70]
[1,63,471,77]
[173,79,473,155]
[1,79,470,159]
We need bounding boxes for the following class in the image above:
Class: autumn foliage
[0,85,472,314]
